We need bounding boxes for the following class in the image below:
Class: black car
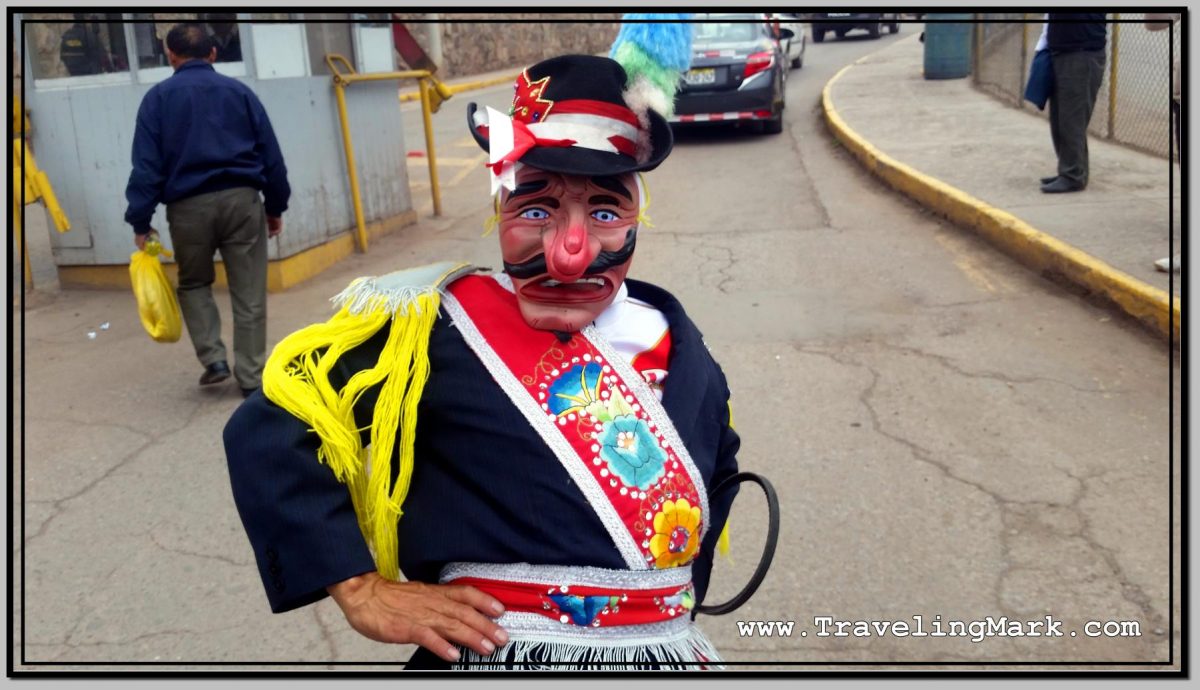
[812,12,900,42]
[671,14,793,135]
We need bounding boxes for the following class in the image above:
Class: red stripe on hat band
[550,99,642,128]
[607,135,636,157]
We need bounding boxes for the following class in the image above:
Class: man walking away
[1041,13,1107,194]
[124,23,290,397]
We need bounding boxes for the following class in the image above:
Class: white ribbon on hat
[483,106,518,195]
[476,107,642,195]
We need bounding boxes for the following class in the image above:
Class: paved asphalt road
[15,23,1180,672]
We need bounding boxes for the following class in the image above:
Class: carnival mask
[499,167,640,332]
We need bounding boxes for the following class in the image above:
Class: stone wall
[393,14,622,79]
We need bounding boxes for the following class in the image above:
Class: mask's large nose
[544,221,595,282]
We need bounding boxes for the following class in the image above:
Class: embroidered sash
[442,275,710,571]
[440,562,721,669]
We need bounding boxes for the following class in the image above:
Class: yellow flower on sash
[649,498,701,569]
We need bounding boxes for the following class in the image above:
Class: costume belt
[440,563,722,670]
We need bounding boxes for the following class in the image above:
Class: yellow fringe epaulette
[262,261,476,580]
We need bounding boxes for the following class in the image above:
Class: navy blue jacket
[124,60,290,234]
[224,279,741,614]
[1047,14,1108,54]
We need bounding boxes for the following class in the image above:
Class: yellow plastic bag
[130,237,182,343]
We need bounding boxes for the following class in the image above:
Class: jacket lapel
[626,280,709,445]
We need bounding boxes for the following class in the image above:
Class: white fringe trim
[332,279,440,317]
[331,263,474,316]
[455,623,723,670]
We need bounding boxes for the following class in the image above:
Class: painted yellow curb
[822,64,1181,344]
[399,73,517,103]
[57,209,418,294]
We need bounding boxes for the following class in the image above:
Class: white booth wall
[20,17,411,266]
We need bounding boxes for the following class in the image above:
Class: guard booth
[16,12,417,291]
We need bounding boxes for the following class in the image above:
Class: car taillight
[743,51,774,79]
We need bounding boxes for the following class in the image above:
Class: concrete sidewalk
[823,35,1181,339]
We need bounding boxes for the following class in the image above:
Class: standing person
[225,16,754,670]
[1146,12,1182,272]
[1040,13,1107,194]
[58,15,107,76]
[204,14,243,63]
[124,23,290,397]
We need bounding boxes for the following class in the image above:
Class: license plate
[684,68,716,86]
[828,13,851,17]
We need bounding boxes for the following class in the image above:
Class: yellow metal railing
[325,54,453,253]
[398,72,517,103]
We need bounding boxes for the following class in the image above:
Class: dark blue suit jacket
[224,279,740,614]
[125,60,290,234]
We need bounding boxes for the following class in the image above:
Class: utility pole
[426,13,443,71]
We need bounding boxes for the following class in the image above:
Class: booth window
[25,13,130,82]
[131,13,243,67]
[205,13,243,63]
[351,14,395,74]
[304,14,354,76]
[130,13,246,81]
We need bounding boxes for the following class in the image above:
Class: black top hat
[467,55,673,178]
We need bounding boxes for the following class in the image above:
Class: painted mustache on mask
[503,227,638,279]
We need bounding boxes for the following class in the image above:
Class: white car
[770,13,807,69]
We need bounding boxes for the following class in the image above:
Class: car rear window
[694,22,758,43]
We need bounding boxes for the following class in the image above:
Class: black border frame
[7,5,1188,678]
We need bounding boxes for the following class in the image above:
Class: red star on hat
[511,70,555,124]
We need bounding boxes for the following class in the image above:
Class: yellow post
[13,170,32,289]
[323,54,449,229]
[418,78,443,217]
[333,79,370,253]
[1108,15,1120,140]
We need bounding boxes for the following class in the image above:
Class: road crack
[876,342,1112,394]
[791,341,1166,658]
[313,603,341,662]
[689,242,736,294]
[148,531,252,569]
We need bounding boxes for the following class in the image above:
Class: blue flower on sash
[599,415,667,490]
[549,593,610,626]
[547,363,605,417]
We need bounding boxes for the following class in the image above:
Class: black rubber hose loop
[695,471,780,616]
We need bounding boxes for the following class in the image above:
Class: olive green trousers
[166,187,267,390]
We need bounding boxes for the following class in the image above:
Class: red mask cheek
[498,221,542,264]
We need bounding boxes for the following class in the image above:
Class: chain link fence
[974,13,1178,159]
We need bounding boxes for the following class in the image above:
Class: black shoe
[1040,177,1086,194]
[241,387,258,399]
[1040,175,1059,184]
[200,361,232,386]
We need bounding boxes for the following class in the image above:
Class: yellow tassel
[262,291,441,581]
[636,172,655,228]
[481,196,500,237]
